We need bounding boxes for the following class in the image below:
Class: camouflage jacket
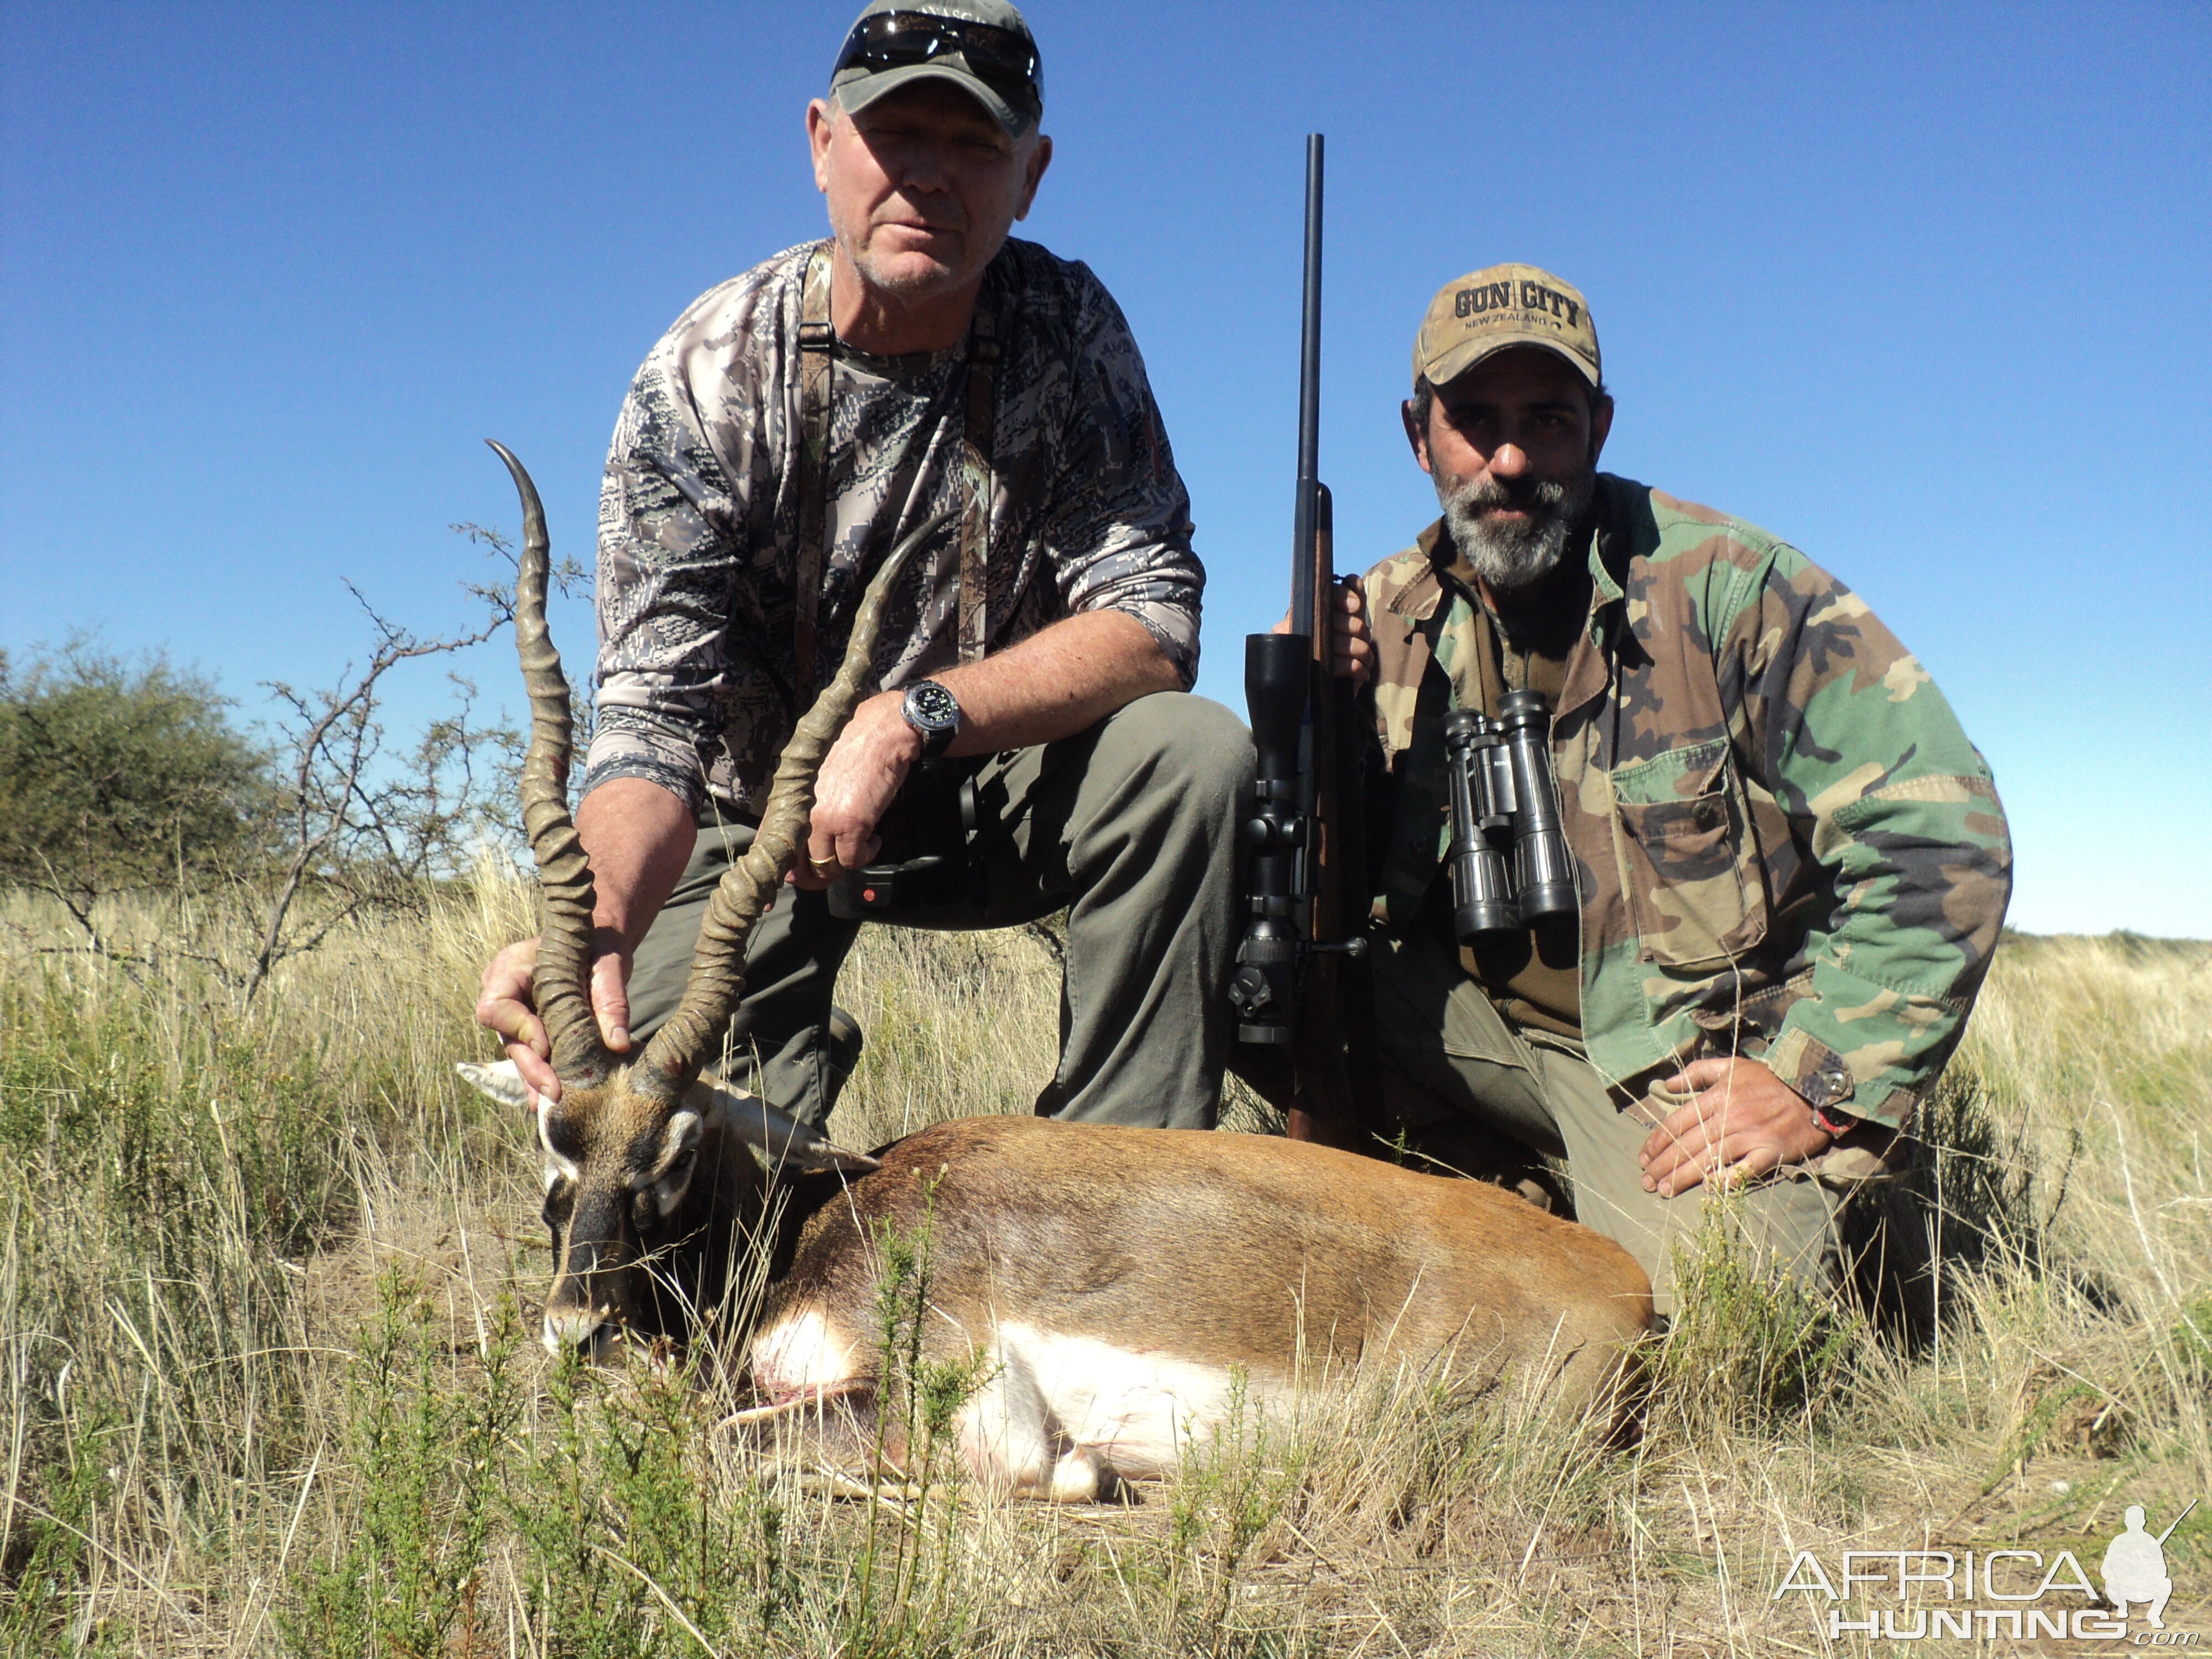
[583,238,1201,817]
[1363,475,2012,1131]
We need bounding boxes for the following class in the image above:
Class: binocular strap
[790,242,1015,697]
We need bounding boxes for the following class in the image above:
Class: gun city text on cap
[1412,264,1600,390]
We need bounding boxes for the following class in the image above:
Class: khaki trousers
[1365,924,1843,1317]
[624,691,1253,1133]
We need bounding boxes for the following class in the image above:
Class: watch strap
[1810,1103,1858,1138]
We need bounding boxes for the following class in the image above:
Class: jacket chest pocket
[1608,738,1768,970]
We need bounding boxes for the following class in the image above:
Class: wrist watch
[900,680,962,758]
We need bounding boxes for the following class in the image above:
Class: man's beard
[843,212,974,304]
[850,241,966,301]
[1438,466,1596,591]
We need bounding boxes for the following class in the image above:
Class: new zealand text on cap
[831,0,1044,138]
[1412,264,1600,390]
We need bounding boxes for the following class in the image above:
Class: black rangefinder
[826,758,988,920]
[1441,690,1577,943]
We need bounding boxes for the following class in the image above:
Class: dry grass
[1,881,2206,1655]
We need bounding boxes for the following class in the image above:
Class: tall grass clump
[0,879,522,1655]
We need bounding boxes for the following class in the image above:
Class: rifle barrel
[2154,1498,2198,1546]
[1289,132,1324,639]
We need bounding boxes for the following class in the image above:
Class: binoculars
[1442,690,1578,943]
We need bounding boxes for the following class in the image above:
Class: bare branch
[236,580,518,1008]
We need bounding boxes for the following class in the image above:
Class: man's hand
[1637,1056,1834,1197]
[791,609,1182,888]
[473,776,692,1108]
[1272,578,1374,685]
[791,690,924,889]
[473,932,634,1108]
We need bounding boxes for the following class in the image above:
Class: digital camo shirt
[582,238,1202,818]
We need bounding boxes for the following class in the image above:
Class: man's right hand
[474,935,634,1107]
[792,689,925,889]
[1271,577,1373,685]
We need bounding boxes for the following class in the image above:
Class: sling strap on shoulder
[791,241,1012,696]
[957,288,1006,665]
[794,244,836,697]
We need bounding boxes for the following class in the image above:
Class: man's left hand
[1638,1056,1834,1197]
[792,691,922,888]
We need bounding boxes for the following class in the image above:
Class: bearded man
[477,0,1250,1131]
[1348,264,2012,1312]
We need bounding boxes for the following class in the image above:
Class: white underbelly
[749,1307,858,1401]
[748,1305,1287,1494]
[978,1321,1285,1479]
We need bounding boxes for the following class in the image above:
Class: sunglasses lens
[835,12,1041,104]
[864,14,948,64]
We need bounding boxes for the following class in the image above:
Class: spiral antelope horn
[487,440,611,1086]
[633,517,937,1100]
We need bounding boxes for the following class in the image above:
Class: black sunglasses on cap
[833,12,1044,109]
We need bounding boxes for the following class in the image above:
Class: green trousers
[624,691,1253,1133]
[1361,923,1844,1317]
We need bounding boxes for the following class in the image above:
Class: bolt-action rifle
[1228,134,1372,1150]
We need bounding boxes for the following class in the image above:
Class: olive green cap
[1412,263,1600,390]
[831,0,1042,138]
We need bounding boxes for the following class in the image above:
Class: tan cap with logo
[1411,263,1600,390]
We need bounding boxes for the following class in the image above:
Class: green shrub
[285,1274,523,1659]
[0,645,272,905]
[1655,1202,1869,1437]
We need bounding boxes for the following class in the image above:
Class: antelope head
[461,441,906,1357]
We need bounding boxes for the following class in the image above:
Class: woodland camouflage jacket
[1363,475,2012,1131]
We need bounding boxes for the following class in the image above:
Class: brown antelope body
[463,444,1652,1502]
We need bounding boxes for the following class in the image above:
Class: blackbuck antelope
[460,444,1653,1502]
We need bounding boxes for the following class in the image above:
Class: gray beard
[852,251,966,302]
[1438,467,1596,591]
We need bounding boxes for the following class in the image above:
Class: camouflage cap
[831,0,1044,138]
[1412,264,1600,390]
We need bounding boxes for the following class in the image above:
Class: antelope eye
[540,1176,574,1231]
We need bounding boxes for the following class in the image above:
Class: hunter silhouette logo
[2106,1501,2194,1630]
[1773,1497,2200,1642]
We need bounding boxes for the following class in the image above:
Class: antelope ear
[457,1060,534,1112]
[688,1078,878,1175]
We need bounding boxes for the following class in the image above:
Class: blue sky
[3,1,2207,935]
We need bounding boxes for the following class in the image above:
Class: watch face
[906,681,959,732]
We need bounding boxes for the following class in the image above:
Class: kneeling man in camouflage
[1350,265,2012,1311]
[477,0,1249,1131]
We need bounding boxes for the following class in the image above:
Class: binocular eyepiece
[1442,690,1578,945]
